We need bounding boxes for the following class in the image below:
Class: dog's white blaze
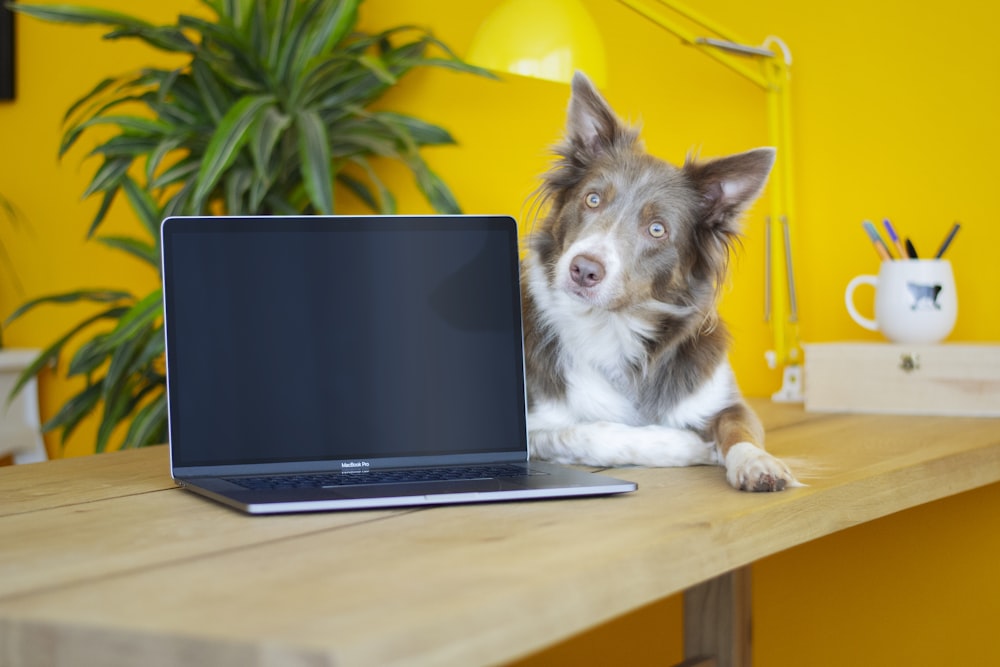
[555,230,623,306]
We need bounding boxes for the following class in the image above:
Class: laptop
[160,215,636,514]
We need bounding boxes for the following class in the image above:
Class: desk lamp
[468,0,803,401]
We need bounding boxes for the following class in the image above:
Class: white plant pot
[0,348,47,463]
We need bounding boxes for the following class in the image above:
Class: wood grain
[0,401,997,666]
[683,567,751,667]
[0,447,172,517]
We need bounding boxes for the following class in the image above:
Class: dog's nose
[570,254,605,288]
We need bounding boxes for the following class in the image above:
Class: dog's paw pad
[725,442,796,493]
[750,473,786,492]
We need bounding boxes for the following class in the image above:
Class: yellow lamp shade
[467,0,607,87]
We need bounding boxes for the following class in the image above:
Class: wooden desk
[1,401,998,667]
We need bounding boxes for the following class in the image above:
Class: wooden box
[803,342,1000,416]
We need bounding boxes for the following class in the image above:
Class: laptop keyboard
[224,464,537,491]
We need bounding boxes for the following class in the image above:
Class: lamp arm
[648,0,751,46]
[616,0,771,89]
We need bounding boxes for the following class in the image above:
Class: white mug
[844,259,957,344]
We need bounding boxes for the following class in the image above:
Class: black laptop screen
[161,216,528,469]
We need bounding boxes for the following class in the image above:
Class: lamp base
[771,363,804,403]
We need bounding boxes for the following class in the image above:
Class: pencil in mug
[934,222,961,259]
[861,220,893,261]
[882,219,908,260]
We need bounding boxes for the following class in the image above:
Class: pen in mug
[862,220,893,261]
[905,238,919,259]
[882,219,908,260]
[934,222,961,259]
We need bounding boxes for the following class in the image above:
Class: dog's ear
[564,72,639,160]
[684,147,776,231]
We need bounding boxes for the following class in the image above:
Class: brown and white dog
[521,73,797,492]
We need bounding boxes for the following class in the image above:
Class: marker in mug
[862,220,893,261]
[882,219,908,260]
[934,222,961,259]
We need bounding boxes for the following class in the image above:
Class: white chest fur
[527,257,737,431]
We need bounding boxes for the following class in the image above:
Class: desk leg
[681,566,753,667]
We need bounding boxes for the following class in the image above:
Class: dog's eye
[648,221,667,238]
[585,192,601,208]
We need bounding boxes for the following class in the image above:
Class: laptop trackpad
[335,479,504,499]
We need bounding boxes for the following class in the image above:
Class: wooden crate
[804,342,1000,416]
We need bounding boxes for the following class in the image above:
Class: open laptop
[160,215,636,514]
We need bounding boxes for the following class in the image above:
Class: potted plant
[6,0,492,453]
[0,194,46,463]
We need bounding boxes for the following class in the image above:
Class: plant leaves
[74,114,174,139]
[406,155,462,214]
[120,175,162,242]
[374,112,455,147]
[274,0,322,85]
[150,160,199,191]
[4,289,133,326]
[224,165,254,215]
[295,108,334,214]
[82,157,131,201]
[96,235,159,269]
[341,156,396,214]
[262,0,293,70]
[41,381,104,444]
[86,135,160,161]
[122,392,167,448]
[293,0,359,72]
[145,136,185,184]
[248,104,291,181]
[94,376,133,453]
[357,54,396,85]
[102,326,151,407]
[191,94,276,211]
[104,26,196,54]
[5,305,130,404]
[191,58,231,123]
[100,289,162,351]
[62,75,119,125]
[67,333,112,377]
[13,4,195,54]
[10,4,156,30]
[85,188,120,239]
[336,171,378,212]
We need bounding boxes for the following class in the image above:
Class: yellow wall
[1,0,998,664]
[3,0,999,452]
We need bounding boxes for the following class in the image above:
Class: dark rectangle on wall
[0,5,14,101]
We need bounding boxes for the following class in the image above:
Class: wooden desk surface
[1,401,999,667]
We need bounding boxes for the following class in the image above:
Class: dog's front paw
[725,442,797,492]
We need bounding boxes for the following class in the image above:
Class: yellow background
[1,0,998,664]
